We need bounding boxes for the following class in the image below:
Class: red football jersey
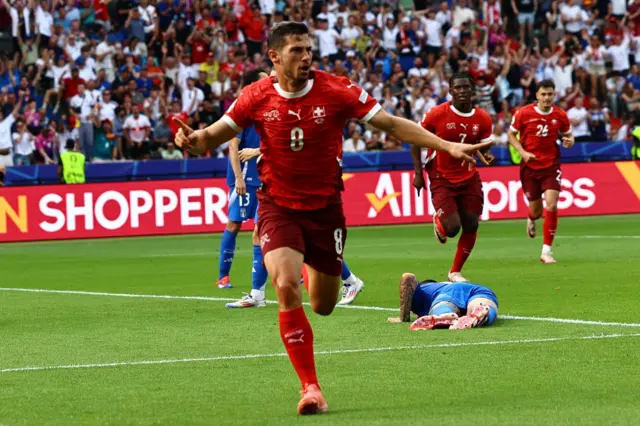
[510,104,571,170]
[222,70,381,210]
[420,102,493,184]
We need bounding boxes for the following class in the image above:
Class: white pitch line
[1,333,638,374]
[2,287,640,328]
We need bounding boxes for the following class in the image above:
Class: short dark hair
[449,72,475,89]
[537,79,555,91]
[242,68,266,88]
[268,21,309,51]
[66,139,76,150]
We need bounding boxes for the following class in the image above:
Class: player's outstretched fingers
[173,117,192,134]
[476,150,491,166]
[387,317,403,323]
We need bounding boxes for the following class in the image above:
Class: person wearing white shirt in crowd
[585,35,608,98]
[382,18,399,51]
[35,1,54,43]
[98,90,118,123]
[123,105,151,159]
[607,34,631,75]
[340,15,362,49]
[12,120,35,166]
[567,97,591,142]
[412,87,437,122]
[71,83,99,159]
[77,57,97,83]
[343,130,367,153]
[422,9,444,57]
[144,87,163,124]
[0,95,23,168]
[64,34,84,62]
[177,55,198,91]
[561,0,589,35]
[95,35,116,82]
[377,3,394,29]
[452,0,475,28]
[408,57,429,79]
[553,56,574,98]
[314,18,342,58]
[9,1,31,38]
[58,119,80,155]
[435,1,452,27]
[181,78,204,116]
[138,0,157,35]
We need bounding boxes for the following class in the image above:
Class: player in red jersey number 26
[508,80,575,264]
[412,73,495,283]
[174,22,491,415]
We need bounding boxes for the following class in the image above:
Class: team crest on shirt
[552,119,557,125]
[263,109,281,122]
[313,106,326,124]
[472,124,479,135]
[446,123,456,130]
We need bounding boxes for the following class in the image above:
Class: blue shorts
[431,283,498,310]
[228,186,259,223]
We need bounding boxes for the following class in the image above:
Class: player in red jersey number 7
[174,22,491,415]
[508,80,575,264]
[412,73,495,283]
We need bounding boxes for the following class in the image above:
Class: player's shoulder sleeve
[329,74,381,123]
[221,83,261,132]
[510,106,527,133]
[557,108,572,135]
[477,109,493,143]
[419,103,442,133]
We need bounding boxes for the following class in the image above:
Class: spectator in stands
[0,91,22,168]
[92,116,119,162]
[12,118,35,166]
[123,104,151,160]
[568,97,591,142]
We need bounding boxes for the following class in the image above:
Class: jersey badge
[313,106,326,124]
[446,122,456,130]
[472,124,479,135]
[264,109,281,122]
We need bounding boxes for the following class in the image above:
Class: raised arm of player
[368,109,492,165]
[174,118,238,155]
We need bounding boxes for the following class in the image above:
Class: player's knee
[226,221,242,233]
[311,299,335,316]
[545,201,558,212]
[445,224,461,238]
[461,217,479,234]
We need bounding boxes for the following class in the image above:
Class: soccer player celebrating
[218,70,269,296]
[507,80,574,264]
[175,22,491,415]
[411,73,494,283]
[387,273,499,330]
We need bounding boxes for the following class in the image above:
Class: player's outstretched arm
[228,136,247,196]
[174,118,238,155]
[410,145,426,194]
[368,109,492,164]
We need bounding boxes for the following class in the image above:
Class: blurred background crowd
[0,0,639,166]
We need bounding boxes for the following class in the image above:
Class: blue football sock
[251,245,268,292]
[341,259,352,281]
[218,230,237,279]
[431,303,457,316]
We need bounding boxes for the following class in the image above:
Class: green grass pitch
[1,215,640,425]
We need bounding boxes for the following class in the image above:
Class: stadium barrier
[1,161,639,243]
[4,141,634,186]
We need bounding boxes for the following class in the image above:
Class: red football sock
[543,209,558,246]
[279,306,318,388]
[301,264,309,293]
[451,232,477,273]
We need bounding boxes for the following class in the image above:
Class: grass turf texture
[1,215,639,425]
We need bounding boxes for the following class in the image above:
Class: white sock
[542,244,552,255]
[344,274,359,285]
[250,289,265,300]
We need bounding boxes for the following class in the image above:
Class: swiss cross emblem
[313,106,326,118]
[552,119,557,125]
[472,124,479,133]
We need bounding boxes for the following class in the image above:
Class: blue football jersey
[411,282,498,317]
[226,125,261,188]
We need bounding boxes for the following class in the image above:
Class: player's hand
[174,117,201,154]
[562,135,575,148]
[412,172,426,195]
[387,317,403,323]
[522,151,536,163]
[235,177,246,196]
[238,148,260,162]
[449,140,493,165]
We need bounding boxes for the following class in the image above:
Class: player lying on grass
[387,273,498,330]
[175,21,492,415]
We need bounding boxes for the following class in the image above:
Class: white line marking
[2,287,640,328]
[1,333,638,374]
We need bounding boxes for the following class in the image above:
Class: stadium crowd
[0,0,639,166]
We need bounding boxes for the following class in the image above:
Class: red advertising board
[1,161,639,243]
